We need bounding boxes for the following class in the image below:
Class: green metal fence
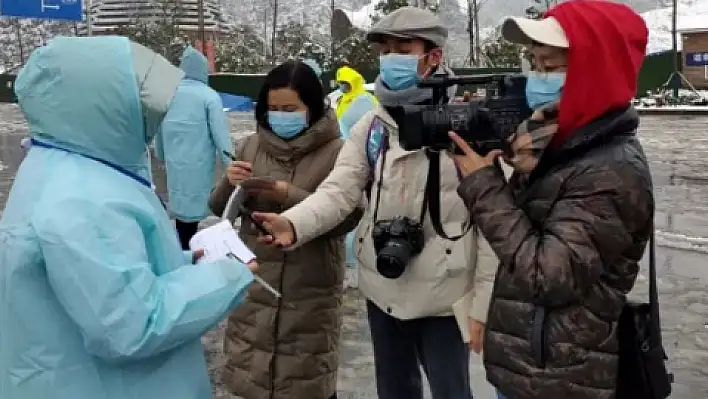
[0,53,679,104]
[637,50,676,95]
[0,75,17,103]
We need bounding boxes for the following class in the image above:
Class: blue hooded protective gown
[0,36,254,399]
[155,46,232,222]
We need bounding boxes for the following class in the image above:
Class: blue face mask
[268,111,308,139]
[339,83,350,93]
[379,54,421,91]
[525,72,566,109]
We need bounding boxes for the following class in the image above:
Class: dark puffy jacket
[457,107,654,399]
[210,112,362,399]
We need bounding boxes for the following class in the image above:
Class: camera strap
[424,149,472,241]
[371,135,429,226]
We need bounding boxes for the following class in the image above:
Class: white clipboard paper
[189,220,256,264]
[188,186,282,299]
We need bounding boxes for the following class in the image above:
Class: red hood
[545,1,648,147]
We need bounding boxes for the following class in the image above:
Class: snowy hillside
[220,0,371,40]
[349,0,662,30]
[642,0,708,54]
[349,0,708,56]
[0,0,703,70]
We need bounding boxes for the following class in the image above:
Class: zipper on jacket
[531,306,548,368]
[268,248,287,399]
[269,163,295,399]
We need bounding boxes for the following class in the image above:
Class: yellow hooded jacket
[334,66,378,139]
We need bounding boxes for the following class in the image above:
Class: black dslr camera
[372,217,425,279]
[395,74,532,155]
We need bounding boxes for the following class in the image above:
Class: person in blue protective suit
[155,45,233,250]
[302,58,323,78]
[0,36,256,399]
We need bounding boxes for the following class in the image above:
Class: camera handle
[424,149,473,241]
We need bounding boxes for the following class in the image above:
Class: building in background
[84,0,230,43]
[679,16,708,89]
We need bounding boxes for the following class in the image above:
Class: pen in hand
[223,150,237,162]
[252,274,282,299]
[226,253,281,299]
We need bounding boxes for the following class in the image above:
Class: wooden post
[331,0,336,67]
[271,0,278,65]
[86,0,93,36]
[671,0,679,98]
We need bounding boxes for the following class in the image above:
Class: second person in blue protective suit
[155,45,233,249]
[0,36,255,399]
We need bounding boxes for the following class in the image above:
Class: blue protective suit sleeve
[153,127,165,162]
[339,95,377,140]
[207,93,233,166]
[35,197,254,363]
[183,250,194,264]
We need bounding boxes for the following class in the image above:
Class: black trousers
[175,220,199,250]
[366,301,472,399]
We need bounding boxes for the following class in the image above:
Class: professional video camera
[394,74,532,155]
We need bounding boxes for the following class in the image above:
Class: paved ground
[1,106,708,398]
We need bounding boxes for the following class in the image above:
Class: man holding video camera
[251,6,498,399]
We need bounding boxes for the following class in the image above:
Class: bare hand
[247,180,289,204]
[448,132,503,177]
[251,212,296,247]
[226,161,252,186]
[468,318,485,354]
[246,260,259,272]
[192,249,205,264]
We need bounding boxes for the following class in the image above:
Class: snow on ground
[642,0,708,54]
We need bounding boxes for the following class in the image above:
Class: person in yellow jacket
[335,66,378,139]
[333,66,378,289]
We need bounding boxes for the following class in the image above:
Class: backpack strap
[366,116,387,169]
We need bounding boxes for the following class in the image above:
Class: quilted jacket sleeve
[456,162,651,307]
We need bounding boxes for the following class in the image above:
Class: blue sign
[1,0,83,21]
[686,52,708,67]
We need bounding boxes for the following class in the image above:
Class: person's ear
[427,48,443,67]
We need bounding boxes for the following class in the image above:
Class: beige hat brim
[501,17,569,48]
[366,31,414,44]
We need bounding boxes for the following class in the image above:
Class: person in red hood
[449,1,655,398]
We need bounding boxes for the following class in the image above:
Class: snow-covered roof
[642,0,708,54]
[677,15,708,33]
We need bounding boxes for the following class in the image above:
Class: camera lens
[376,241,414,279]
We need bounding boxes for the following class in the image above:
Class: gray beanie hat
[367,6,448,48]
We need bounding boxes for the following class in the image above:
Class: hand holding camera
[448,131,503,178]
